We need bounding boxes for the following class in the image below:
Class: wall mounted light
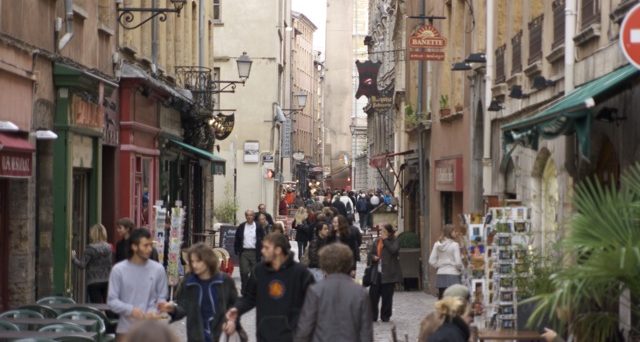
[33,129,58,140]
[509,85,528,99]
[0,121,19,132]
[464,53,487,63]
[451,62,472,71]
[532,75,556,90]
[488,99,504,112]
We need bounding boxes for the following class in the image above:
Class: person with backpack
[356,192,370,230]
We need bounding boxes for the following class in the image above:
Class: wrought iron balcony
[175,66,214,112]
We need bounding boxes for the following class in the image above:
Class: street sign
[262,153,274,164]
[620,3,640,69]
[409,51,446,61]
[409,24,447,49]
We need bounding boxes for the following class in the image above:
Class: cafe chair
[36,297,76,305]
[38,322,86,333]
[62,306,116,335]
[19,305,59,318]
[57,311,115,341]
[0,309,45,319]
[14,339,57,342]
[53,337,95,342]
[0,319,20,331]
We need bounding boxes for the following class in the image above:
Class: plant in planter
[397,231,422,290]
[526,164,640,341]
[405,104,419,129]
[439,95,451,118]
[454,103,464,113]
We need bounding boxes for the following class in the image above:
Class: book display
[463,206,532,330]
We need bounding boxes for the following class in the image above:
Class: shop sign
[0,151,32,178]
[409,25,447,49]
[213,113,235,141]
[262,153,274,164]
[409,51,446,61]
[355,60,381,99]
[371,96,393,111]
[103,93,119,146]
[435,157,463,192]
[72,96,104,130]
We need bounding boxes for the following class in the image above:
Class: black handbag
[362,265,377,287]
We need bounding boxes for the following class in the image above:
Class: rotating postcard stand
[463,206,532,331]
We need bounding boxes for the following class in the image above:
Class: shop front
[0,133,34,310]
[52,63,117,298]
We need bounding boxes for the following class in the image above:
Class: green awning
[502,64,639,160]
[169,139,226,175]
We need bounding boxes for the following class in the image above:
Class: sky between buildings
[292,0,327,54]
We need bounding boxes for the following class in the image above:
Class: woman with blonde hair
[293,207,311,260]
[72,223,113,303]
[427,296,471,342]
[428,224,463,299]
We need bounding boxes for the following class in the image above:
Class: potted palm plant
[526,164,640,341]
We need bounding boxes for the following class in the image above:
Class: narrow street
[170,262,437,341]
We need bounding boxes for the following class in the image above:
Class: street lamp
[295,93,307,109]
[210,52,253,93]
[116,0,186,30]
[236,52,253,81]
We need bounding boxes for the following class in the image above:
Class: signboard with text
[409,24,447,61]
[0,151,32,178]
[435,157,463,192]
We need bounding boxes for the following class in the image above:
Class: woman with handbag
[367,223,402,322]
[158,243,246,342]
[428,225,463,299]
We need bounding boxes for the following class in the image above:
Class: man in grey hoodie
[107,228,168,340]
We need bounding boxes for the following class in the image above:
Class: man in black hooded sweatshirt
[224,233,315,342]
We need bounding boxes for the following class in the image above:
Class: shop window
[442,192,453,225]
[134,156,153,229]
[552,0,565,48]
[581,0,600,28]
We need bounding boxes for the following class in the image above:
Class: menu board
[219,224,238,265]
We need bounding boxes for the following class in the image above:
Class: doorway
[72,171,90,302]
[0,179,8,311]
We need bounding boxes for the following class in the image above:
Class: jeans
[297,241,308,261]
[239,250,257,296]
[358,211,368,228]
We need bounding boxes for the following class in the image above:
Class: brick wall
[7,178,36,308]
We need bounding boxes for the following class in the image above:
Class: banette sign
[409,25,447,49]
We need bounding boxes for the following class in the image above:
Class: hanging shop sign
[409,24,448,61]
[355,60,381,99]
[435,157,463,192]
[371,96,394,111]
[409,24,447,49]
[0,151,32,178]
[213,112,235,141]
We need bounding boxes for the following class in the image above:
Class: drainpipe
[416,0,425,115]
[151,0,158,73]
[58,0,74,51]
[565,0,576,93]
[198,0,205,68]
[482,0,495,196]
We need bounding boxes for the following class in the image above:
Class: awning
[169,139,226,175]
[0,133,35,152]
[0,133,34,178]
[502,64,639,161]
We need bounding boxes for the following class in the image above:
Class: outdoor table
[4,317,98,331]
[0,331,97,340]
[47,303,111,312]
[477,329,544,341]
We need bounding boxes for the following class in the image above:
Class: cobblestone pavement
[170,262,437,341]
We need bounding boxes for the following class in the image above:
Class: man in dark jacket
[331,193,348,217]
[295,243,373,342]
[160,243,241,342]
[258,203,274,225]
[234,210,266,296]
[225,233,315,342]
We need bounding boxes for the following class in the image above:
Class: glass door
[72,171,89,302]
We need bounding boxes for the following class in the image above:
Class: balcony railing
[175,66,214,112]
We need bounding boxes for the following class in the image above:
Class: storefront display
[463,206,532,330]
